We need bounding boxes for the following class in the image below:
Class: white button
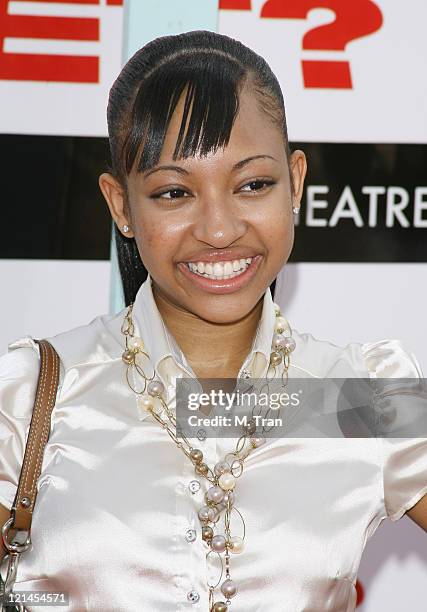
[185,528,197,542]
[197,428,207,442]
[188,480,201,494]
[187,589,200,603]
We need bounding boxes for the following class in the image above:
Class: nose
[192,195,247,248]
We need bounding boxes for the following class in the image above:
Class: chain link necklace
[120,299,296,612]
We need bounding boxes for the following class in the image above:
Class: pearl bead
[274,315,288,333]
[229,536,244,554]
[222,490,235,506]
[214,460,231,477]
[213,602,228,612]
[251,436,266,448]
[272,333,286,351]
[128,336,144,351]
[202,525,213,541]
[195,462,209,476]
[198,505,216,522]
[122,349,134,364]
[221,578,238,598]
[211,534,227,552]
[269,351,282,366]
[206,486,225,504]
[190,449,203,464]
[139,395,154,411]
[273,302,281,315]
[218,472,235,490]
[147,380,165,397]
[283,336,296,353]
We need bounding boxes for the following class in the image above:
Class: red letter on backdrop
[261,0,382,88]
[219,0,251,9]
[0,0,100,82]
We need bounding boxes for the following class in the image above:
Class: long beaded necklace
[120,299,296,612]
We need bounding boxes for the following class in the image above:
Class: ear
[289,150,307,213]
[98,172,134,238]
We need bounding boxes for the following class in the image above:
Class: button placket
[156,372,206,608]
[176,449,210,609]
[171,368,216,609]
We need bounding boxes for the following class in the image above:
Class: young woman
[1,30,426,612]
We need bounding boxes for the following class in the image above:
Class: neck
[151,283,264,379]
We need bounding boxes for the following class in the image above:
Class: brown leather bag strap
[10,339,60,532]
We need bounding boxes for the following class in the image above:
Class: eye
[239,179,275,193]
[151,188,190,200]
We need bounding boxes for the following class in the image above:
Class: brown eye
[153,188,189,200]
[240,180,275,193]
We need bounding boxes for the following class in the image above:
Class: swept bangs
[122,50,246,178]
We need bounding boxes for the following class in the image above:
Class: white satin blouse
[1,274,426,612]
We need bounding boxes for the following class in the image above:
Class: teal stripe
[109,0,218,313]
[124,0,218,61]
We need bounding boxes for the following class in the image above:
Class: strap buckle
[1,519,31,611]
[1,519,31,555]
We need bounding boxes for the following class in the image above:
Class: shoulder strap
[10,339,60,533]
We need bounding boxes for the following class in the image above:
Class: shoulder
[7,309,125,367]
[0,308,127,403]
[45,309,126,372]
[0,337,41,419]
[290,328,423,379]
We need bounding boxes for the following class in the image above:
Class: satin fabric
[0,275,426,612]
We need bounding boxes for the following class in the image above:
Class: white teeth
[185,257,255,280]
[213,262,223,276]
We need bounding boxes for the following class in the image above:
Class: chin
[187,294,263,325]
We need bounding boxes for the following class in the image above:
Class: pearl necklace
[121,299,295,611]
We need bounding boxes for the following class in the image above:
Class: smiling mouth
[184,257,253,280]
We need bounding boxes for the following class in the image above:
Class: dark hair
[106,30,293,305]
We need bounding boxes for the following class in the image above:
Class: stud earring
[292,206,300,214]
[122,224,130,233]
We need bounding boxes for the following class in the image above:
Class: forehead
[158,87,286,168]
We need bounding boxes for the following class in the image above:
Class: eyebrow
[142,154,278,178]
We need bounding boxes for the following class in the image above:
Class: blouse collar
[131,273,277,387]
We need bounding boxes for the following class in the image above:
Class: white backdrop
[1,0,426,609]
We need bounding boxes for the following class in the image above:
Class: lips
[177,255,263,295]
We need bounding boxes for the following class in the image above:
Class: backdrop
[0,0,426,609]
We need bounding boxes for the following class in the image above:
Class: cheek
[254,199,294,255]
[133,209,188,266]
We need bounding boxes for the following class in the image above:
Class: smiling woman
[1,30,426,612]
[100,30,304,317]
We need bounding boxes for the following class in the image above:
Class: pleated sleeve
[362,338,427,521]
[0,337,41,510]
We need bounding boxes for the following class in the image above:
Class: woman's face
[101,87,306,324]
